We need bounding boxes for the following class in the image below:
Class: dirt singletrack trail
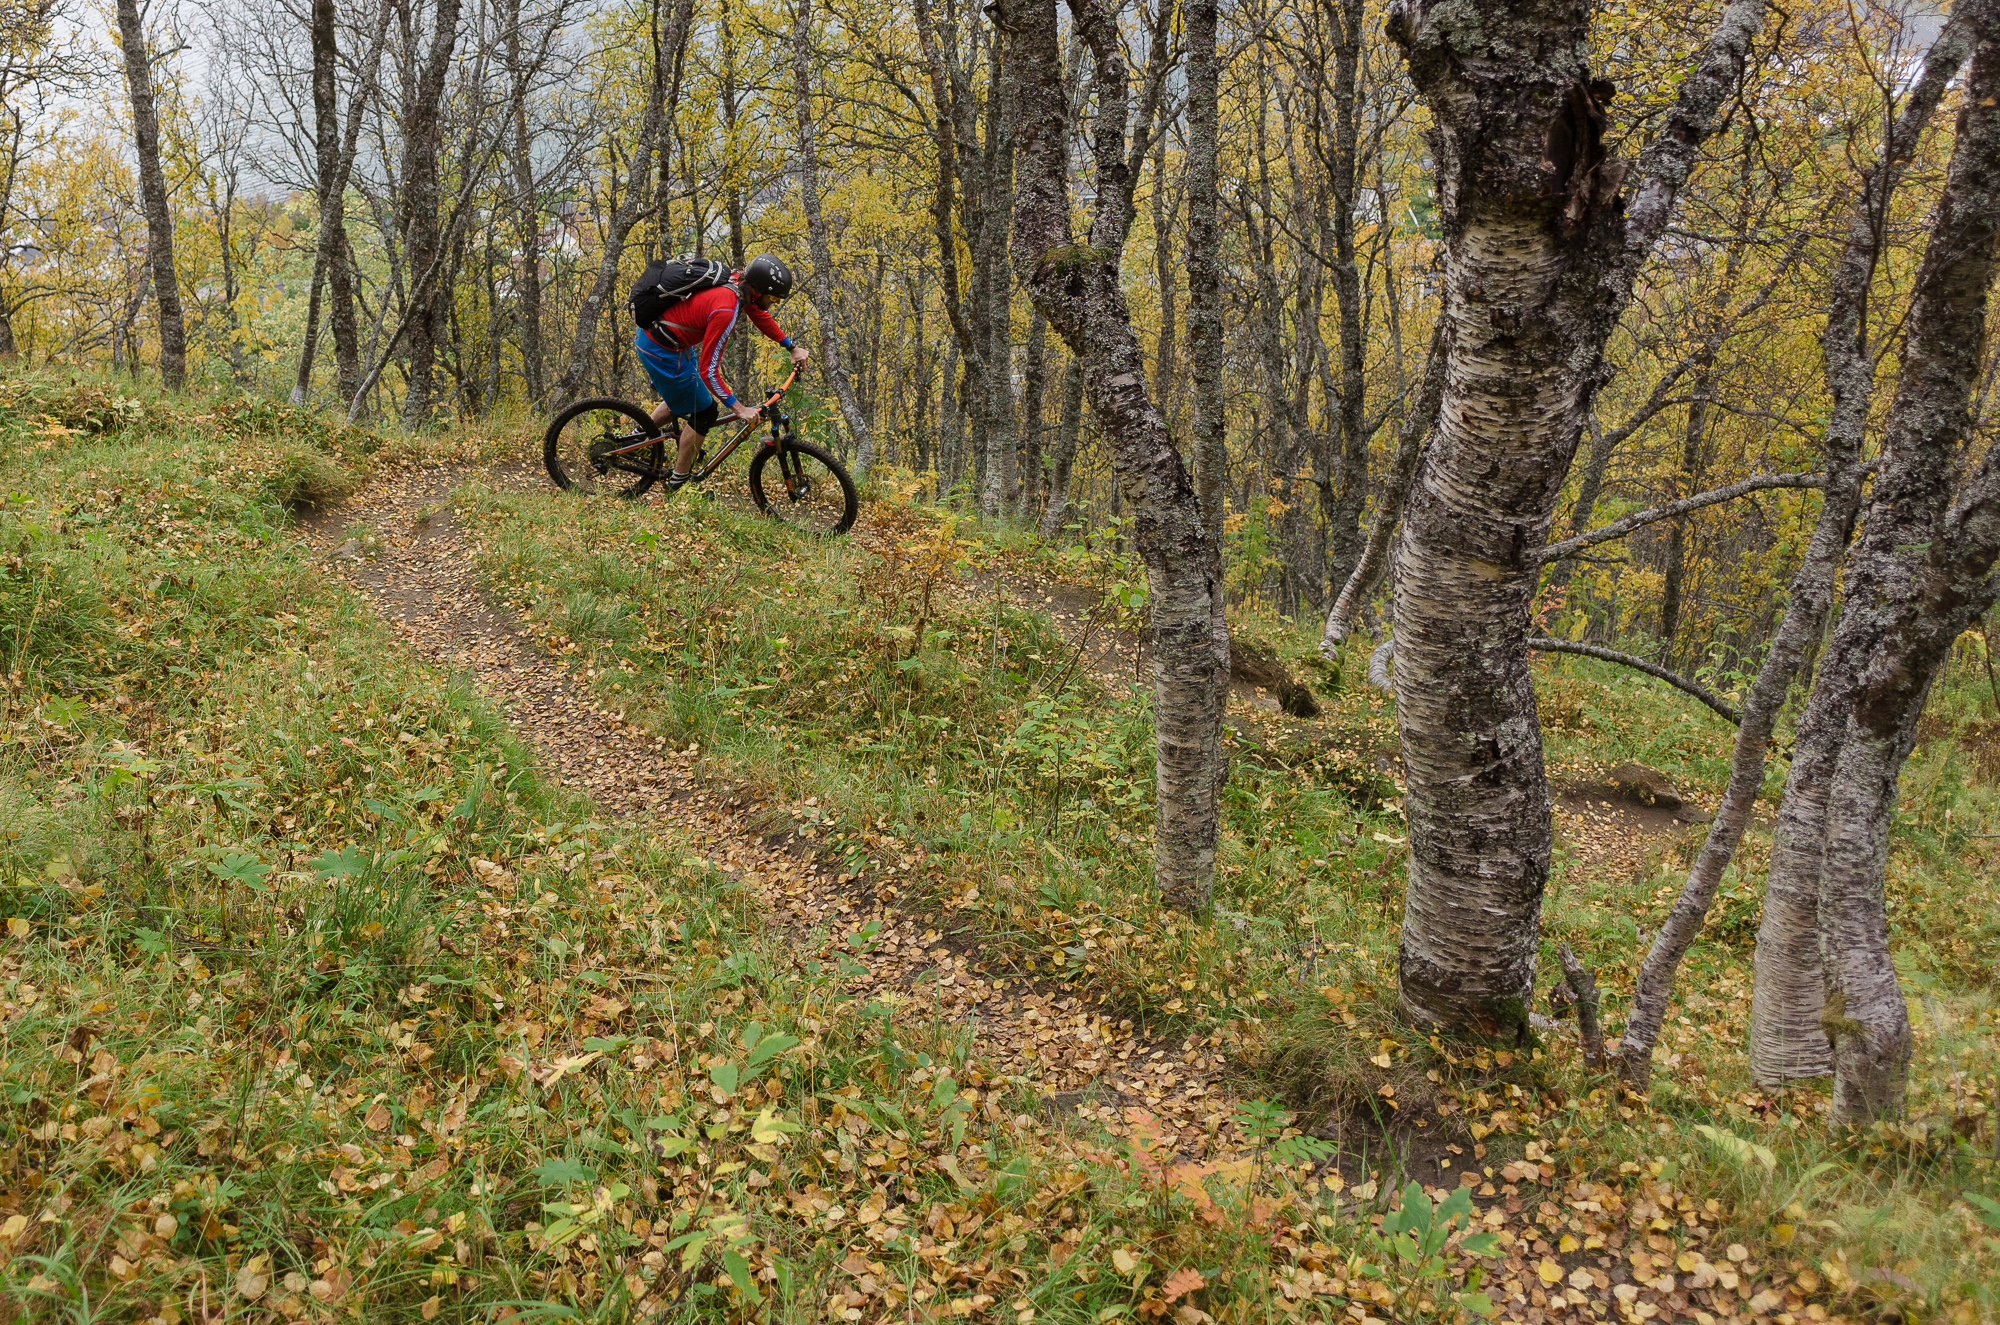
[307,462,1254,1163]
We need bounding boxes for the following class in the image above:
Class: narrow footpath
[308,463,1250,1163]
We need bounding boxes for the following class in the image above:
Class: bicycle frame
[596,366,802,487]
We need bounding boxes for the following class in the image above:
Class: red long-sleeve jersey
[643,279,791,406]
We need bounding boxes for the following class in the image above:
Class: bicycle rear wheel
[748,437,858,535]
[544,398,664,499]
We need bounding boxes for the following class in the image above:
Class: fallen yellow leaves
[235,1253,271,1300]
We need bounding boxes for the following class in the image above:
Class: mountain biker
[633,254,811,491]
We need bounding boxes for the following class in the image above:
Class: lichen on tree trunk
[1004,0,1228,913]
[1625,8,1979,1089]
[1385,0,1766,1034]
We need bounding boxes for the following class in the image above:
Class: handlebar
[758,367,800,411]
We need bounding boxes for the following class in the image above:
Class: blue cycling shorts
[634,328,714,420]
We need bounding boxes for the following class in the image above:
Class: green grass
[0,375,1391,1324]
[465,458,2000,1321]
[6,368,1997,1322]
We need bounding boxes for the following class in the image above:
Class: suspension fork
[770,404,804,495]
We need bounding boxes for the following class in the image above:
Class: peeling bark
[1747,4,1987,1087]
[1811,15,2000,1119]
[1006,0,1228,912]
[1385,0,1766,1035]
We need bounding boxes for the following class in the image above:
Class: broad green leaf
[750,1107,801,1144]
[746,1033,799,1067]
[1694,1124,1775,1173]
[1460,1232,1501,1257]
[678,1233,709,1270]
[1438,1185,1475,1224]
[1459,1291,1499,1318]
[531,1158,596,1187]
[722,1250,760,1302]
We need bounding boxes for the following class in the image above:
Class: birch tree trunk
[293,0,388,407]
[1621,20,1980,1089]
[912,0,987,493]
[552,0,694,403]
[791,0,875,475]
[1385,0,1765,1034]
[1656,381,1712,660]
[1006,0,1228,912]
[291,0,342,406]
[1039,355,1085,536]
[1150,132,1179,434]
[1783,11,2000,1117]
[978,38,1019,519]
[1320,324,1445,652]
[1019,308,1048,517]
[1184,0,1226,547]
[396,0,464,427]
[115,0,186,390]
[1318,0,1370,600]
[1747,4,1991,1086]
[507,0,546,406]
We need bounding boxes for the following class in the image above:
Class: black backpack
[630,255,733,329]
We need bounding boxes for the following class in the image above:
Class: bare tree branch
[1526,639,1741,724]
[1536,472,1825,566]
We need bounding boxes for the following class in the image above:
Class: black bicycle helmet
[743,253,795,301]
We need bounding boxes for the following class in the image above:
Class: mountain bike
[541,366,859,536]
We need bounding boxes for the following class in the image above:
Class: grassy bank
[1,377,1362,1324]
[462,442,2000,1322]
[4,371,1996,1322]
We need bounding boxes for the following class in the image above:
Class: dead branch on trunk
[1367,636,1741,725]
[1558,943,1604,1067]
[1526,639,1741,724]
[1536,473,1824,566]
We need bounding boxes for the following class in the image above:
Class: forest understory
[3,377,1997,1324]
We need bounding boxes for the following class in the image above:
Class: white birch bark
[790,0,875,474]
[1805,13,2000,1117]
[1385,0,1766,1034]
[1005,0,1228,912]
[1617,11,1977,1087]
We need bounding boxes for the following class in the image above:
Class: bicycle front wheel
[544,398,664,499]
[748,438,859,536]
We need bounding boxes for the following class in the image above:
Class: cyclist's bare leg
[673,422,701,474]
[646,400,702,476]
